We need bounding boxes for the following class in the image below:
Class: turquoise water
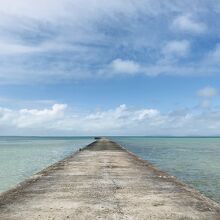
[0,137,93,192]
[1,136,220,203]
[111,137,220,202]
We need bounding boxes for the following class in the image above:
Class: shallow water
[111,137,220,202]
[0,136,93,192]
[1,136,220,203]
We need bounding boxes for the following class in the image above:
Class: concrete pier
[0,139,220,219]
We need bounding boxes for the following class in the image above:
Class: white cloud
[0,41,65,56]
[197,86,218,98]
[172,14,206,34]
[162,40,190,58]
[207,44,220,63]
[134,109,159,121]
[102,55,216,78]
[110,59,140,75]
[0,0,219,84]
[1,103,220,136]
[200,99,211,108]
[197,86,218,109]
[0,104,67,129]
[0,0,68,21]
[0,104,160,134]
[0,0,217,83]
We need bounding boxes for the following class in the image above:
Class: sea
[0,136,219,203]
[111,136,220,202]
[0,136,93,193]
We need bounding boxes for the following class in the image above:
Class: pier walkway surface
[0,139,220,220]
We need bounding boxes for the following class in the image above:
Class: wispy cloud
[110,59,140,75]
[197,86,218,108]
[197,86,218,98]
[161,40,191,61]
[172,14,206,34]
[0,0,219,83]
[207,44,220,64]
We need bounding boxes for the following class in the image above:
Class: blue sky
[0,0,220,135]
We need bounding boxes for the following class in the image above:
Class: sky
[0,0,220,136]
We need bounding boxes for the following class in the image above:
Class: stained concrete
[0,139,219,220]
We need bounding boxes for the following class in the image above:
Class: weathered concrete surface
[0,139,220,220]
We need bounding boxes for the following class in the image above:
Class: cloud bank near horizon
[1,86,219,136]
[0,0,220,83]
